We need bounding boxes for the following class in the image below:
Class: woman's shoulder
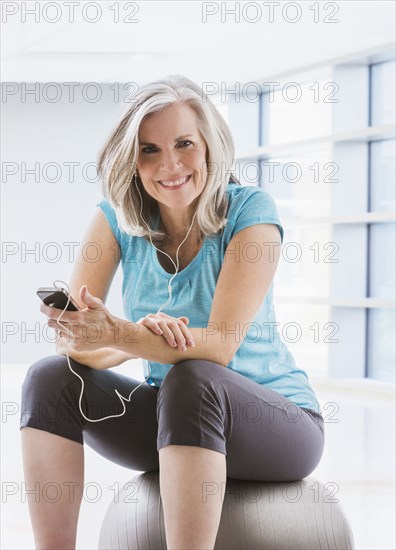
[97,198,119,237]
[97,198,125,233]
[226,183,278,215]
[225,183,284,243]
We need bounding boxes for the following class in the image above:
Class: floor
[1,362,395,549]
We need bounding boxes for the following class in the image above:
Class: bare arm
[55,206,136,369]
[110,319,230,367]
[110,222,281,368]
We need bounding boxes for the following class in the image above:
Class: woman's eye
[141,146,157,154]
[141,141,192,155]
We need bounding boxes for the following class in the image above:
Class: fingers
[140,318,177,347]
[139,316,195,351]
[47,319,74,341]
[158,319,195,350]
[178,316,189,325]
[174,319,195,347]
[40,302,80,324]
[158,322,179,348]
[137,317,163,335]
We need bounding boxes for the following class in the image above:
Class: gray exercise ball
[98,471,354,549]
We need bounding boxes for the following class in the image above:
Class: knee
[156,360,228,450]
[157,359,227,419]
[21,355,85,409]
[160,359,225,394]
[20,355,85,441]
[22,355,70,392]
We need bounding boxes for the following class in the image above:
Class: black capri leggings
[19,355,325,481]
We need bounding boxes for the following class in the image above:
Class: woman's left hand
[40,286,117,354]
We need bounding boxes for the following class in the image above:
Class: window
[367,309,395,382]
[369,140,395,213]
[366,59,396,382]
[260,80,333,146]
[227,49,395,382]
[370,60,396,126]
[258,81,336,375]
[260,149,333,220]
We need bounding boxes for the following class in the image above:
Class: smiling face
[136,102,208,235]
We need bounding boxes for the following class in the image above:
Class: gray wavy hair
[97,74,240,248]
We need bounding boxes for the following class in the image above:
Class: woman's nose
[159,150,183,172]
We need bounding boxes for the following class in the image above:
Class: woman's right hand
[136,312,195,351]
[55,331,136,369]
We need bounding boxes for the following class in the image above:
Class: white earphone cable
[53,173,197,422]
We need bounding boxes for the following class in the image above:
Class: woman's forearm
[56,339,136,370]
[109,317,229,367]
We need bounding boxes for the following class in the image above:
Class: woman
[20,74,325,549]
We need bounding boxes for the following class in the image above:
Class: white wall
[2,85,127,364]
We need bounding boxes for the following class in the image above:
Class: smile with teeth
[158,174,191,188]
